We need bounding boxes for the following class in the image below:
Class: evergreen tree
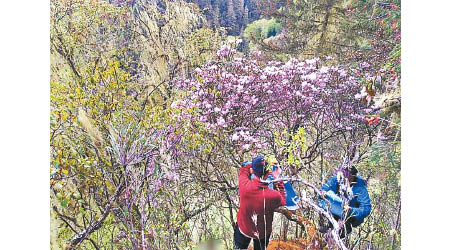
[234,0,244,31]
[226,0,237,34]
[243,4,249,26]
[211,0,220,27]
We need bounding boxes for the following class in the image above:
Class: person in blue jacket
[318,165,371,238]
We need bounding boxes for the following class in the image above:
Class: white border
[403,0,450,248]
[0,1,49,248]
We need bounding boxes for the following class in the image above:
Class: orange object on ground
[248,209,324,250]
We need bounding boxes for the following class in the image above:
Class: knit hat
[252,155,268,177]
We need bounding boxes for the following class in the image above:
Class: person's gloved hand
[274,180,284,190]
[272,166,282,179]
[344,204,351,213]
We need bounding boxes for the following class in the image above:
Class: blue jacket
[318,175,371,226]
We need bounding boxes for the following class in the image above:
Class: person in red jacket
[234,155,286,250]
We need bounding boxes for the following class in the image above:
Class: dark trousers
[337,215,353,238]
[319,214,355,238]
[233,224,270,250]
[329,215,354,238]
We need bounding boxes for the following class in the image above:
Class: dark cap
[252,155,268,177]
[340,165,358,179]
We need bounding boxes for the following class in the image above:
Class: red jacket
[236,163,286,239]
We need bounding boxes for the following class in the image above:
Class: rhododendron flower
[251,96,259,105]
[264,66,278,76]
[194,67,202,74]
[306,72,317,81]
[320,66,329,73]
[376,131,386,141]
[216,45,235,58]
[231,133,239,141]
[217,116,226,127]
[252,50,262,58]
[305,58,317,64]
[165,172,179,181]
[360,62,370,69]
[339,70,347,77]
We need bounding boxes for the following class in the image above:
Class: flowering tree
[174,44,380,169]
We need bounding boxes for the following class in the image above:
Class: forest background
[1,1,450,250]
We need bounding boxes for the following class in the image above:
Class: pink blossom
[320,66,329,73]
[217,116,226,127]
[360,62,370,69]
[216,45,236,58]
[305,72,317,81]
[376,131,386,141]
[252,50,262,58]
[174,47,379,157]
[306,58,316,65]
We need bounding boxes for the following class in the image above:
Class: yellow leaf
[62,169,69,175]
